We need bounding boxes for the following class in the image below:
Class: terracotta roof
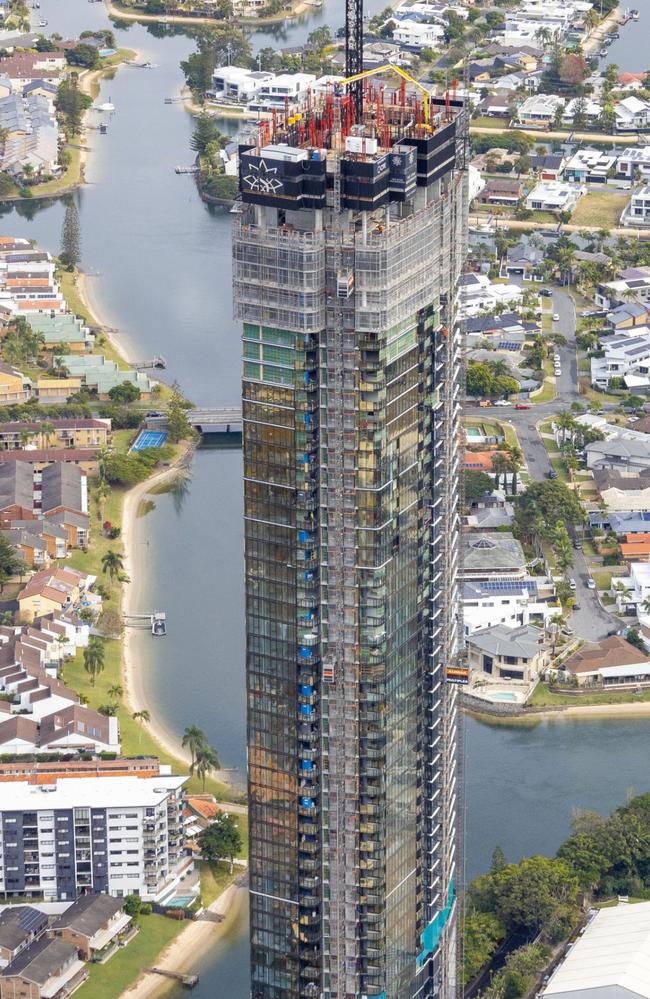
[564,636,649,674]
[0,449,96,463]
[187,795,221,821]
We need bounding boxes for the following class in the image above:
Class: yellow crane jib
[337,63,432,122]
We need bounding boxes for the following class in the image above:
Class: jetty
[124,611,167,635]
[175,165,198,174]
[130,355,167,369]
[144,968,199,988]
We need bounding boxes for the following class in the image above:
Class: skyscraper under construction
[234,72,467,999]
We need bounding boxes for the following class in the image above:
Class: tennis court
[131,430,168,451]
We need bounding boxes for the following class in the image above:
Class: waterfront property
[49,894,132,963]
[467,623,548,682]
[621,184,650,227]
[236,85,467,996]
[0,774,188,902]
[562,635,650,688]
[0,938,86,999]
[462,577,556,635]
[525,181,585,213]
[17,566,98,622]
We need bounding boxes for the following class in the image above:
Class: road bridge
[188,407,242,433]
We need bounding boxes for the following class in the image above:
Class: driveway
[465,287,620,639]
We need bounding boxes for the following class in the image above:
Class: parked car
[573,540,582,550]
[515,403,531,410]
[539,288,552,297]
[569,579,577,591]
[553,313,560,322]
[494,400,512,406]
[587,578,596,589]
[547,470,558,479]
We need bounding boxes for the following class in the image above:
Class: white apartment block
[463,580,556,637]
[621,185,650,227]
[591,329,650,388]
[0,776,188,902]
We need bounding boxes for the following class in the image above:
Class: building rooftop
[50,894,123,937]
[542,901,650,999]
[0,774,187,809]
[0,937,78,984]
[564,635,649,675]
[468,623,544,659]
[0,906,46,953]
[461,532,526,572]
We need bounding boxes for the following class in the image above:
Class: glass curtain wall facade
[234,94,467,999]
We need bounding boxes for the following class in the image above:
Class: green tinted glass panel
[244,362,261,380]
[262,344,294,366]
[262,365,293,385]
[244,342,261,360]
[261,327,295,347]
[244,323,260,339]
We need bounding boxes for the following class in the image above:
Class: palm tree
[19,428,35,449]
[96,481,111,524]
[182,724,208,772]
[83,636,105,687]
[108,684,123,699]
[101,549,125,591]
[132,709,150,744]
[491,451,510,492]
[505,443,523,494]
[195,744,220,791]
[555,411,578,445]
[40,422,55,452]
[640,597,650,617]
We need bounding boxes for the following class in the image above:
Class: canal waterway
[6,0,650,994]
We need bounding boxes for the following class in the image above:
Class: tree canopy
[466,360,519,400]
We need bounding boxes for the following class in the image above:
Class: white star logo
[243,159,283,194]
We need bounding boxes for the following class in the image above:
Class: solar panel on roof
[18,908,45,933]
[497,341,522,351]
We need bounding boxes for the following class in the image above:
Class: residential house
[459,273,524,318]
[478,178,523,207]
[185,794,221,834]
[0,419,111,452]
[606,303,650,331]
[607,511,650,535]
[464,312,538,338]
[0,938,85,999]
[591,329,650,389]
[47,511,89,549]
[49,895,131,963]
[530,153,565,180]
[0,361,29,405]
[0,462,33,528]
[514,94,565,126]
[467,623,548,681]
[3,527,49,568]
[562,147,616,185]
[619,532,650,563]
[462,578,556,635]
[500,238,545,278]
[0,907,47,969]
[621,184,650,227]
[561,97,602,127]
[392,20,444,48]
[615,95,650,133]
[595,266,650,309]
[613,560,650,615]
[461,532,527,581]
[466,490,514,529]
[54,355,153,400]
[585,436,650,473]
[477,95,512,118]
[211,66,273,102]
[593,469,650,512]
[616,146,650,181]
[563,635,650,687]
[525,181,585,212]
[17,566,97,622]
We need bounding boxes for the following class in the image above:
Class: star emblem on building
[243,159,283,194]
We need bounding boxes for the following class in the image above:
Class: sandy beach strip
[119,884,247,999]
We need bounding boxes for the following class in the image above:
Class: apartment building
[0,775,188,901]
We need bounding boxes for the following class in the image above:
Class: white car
[569,579,577,591]
[587,578,596,589]
[494,400,512,407]
[553,313,560,322]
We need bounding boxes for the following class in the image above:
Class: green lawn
[571,190,629,228]
[529,683,650,707]
[199,860,235,907]
[550,455,569,481]
[470,116,506,128]
[75,914,183,999]
[591,568,626,590]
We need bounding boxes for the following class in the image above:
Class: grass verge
[528,682,650,707]
[571,190,629,228]
[74,914,183,999]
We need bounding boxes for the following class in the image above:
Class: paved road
[466,288,620,639]
[469,215,650,240]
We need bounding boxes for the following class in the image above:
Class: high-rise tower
[234,78,467,999]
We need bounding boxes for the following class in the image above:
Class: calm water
[7,1,650,994]
[606,0,650,71]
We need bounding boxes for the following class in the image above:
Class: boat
[152,619,167,636]
[99,121,108,134]
[600,47,608,56]
[37,18,47,25]
[631,8,639,18]
[97,99,115,112]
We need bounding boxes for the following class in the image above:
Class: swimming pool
[131,429,168,451]
[488,691,519,703]
[466,427,483,439]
